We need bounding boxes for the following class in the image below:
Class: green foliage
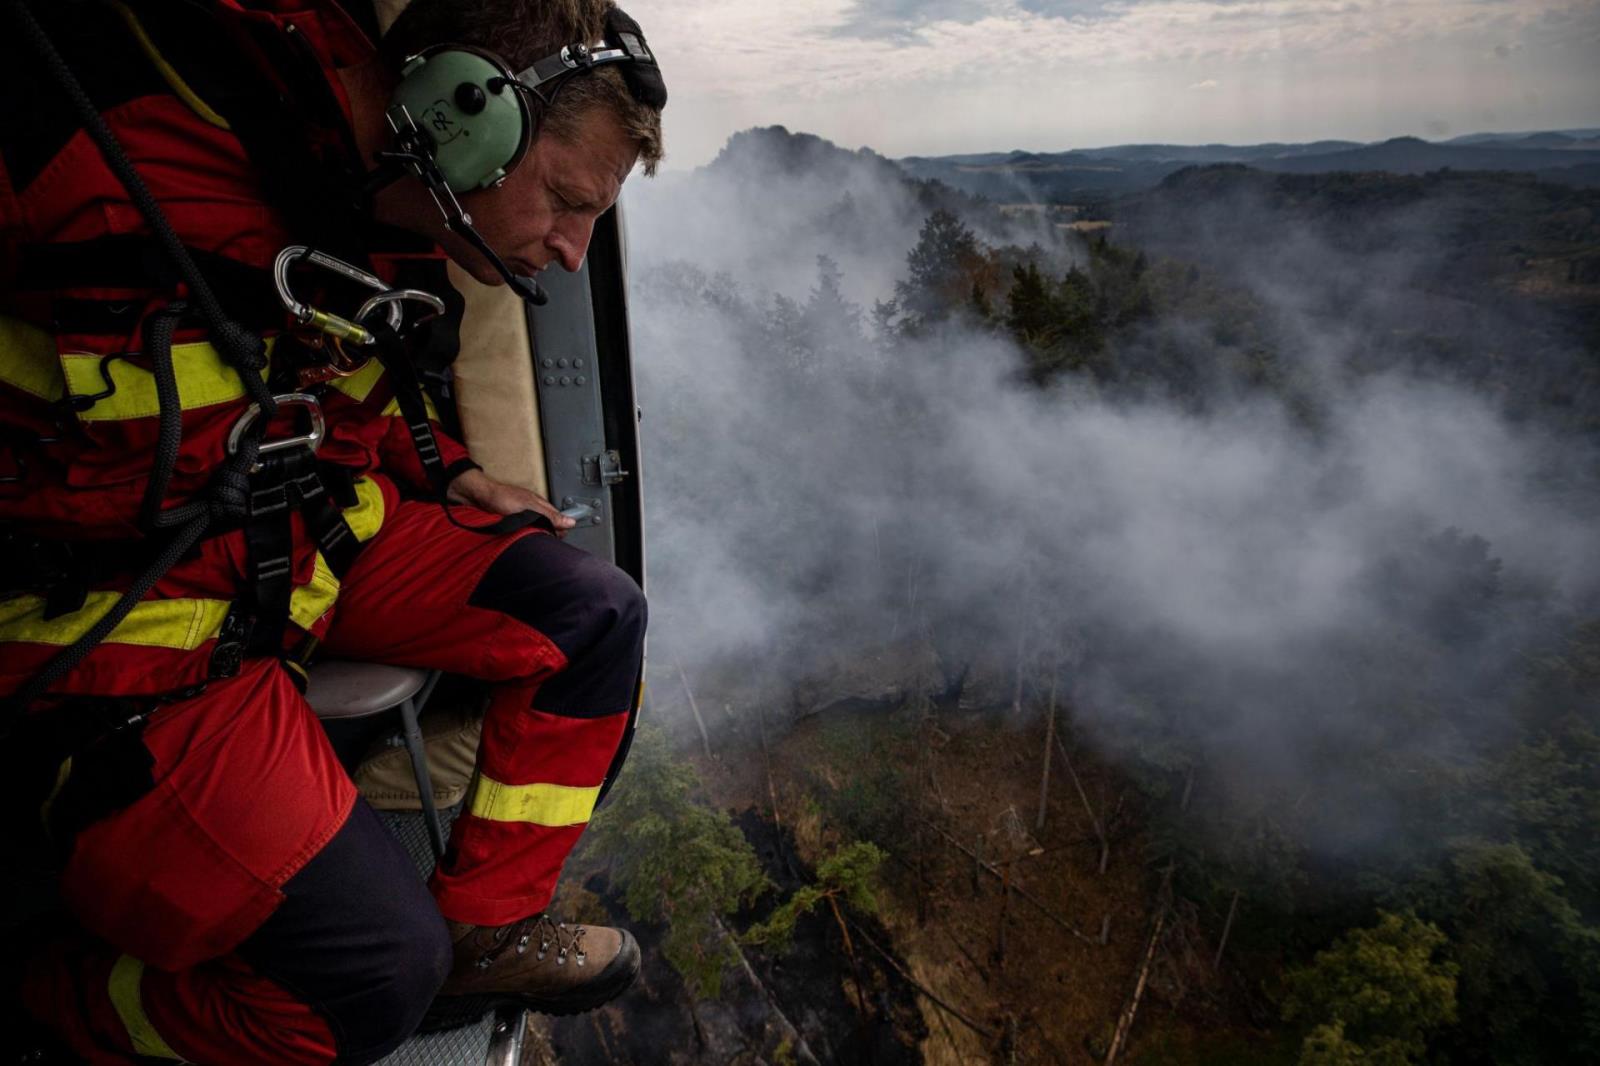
[744,841,886,953]
[895,209,990,329]
[582,726,769,999]
[1282,912,1458,1066]
[1296,1023,1377,1066]
[1404,841,1600,1065]
[1001,260,1106,382]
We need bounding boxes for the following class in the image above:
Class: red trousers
[17,487,646,1063]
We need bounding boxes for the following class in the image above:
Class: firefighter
[0,0,664,1061]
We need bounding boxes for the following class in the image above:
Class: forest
[533,128,1600,1065]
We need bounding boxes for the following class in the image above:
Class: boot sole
[419,929,642,1033]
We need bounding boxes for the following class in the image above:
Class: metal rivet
[575,375,587,386]
[559,376,571,386]
[543,375,555,385]
[542,359,554,368]
[557,358,569,369]
[573,358,584,369]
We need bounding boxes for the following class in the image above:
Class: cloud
[1188,77,1220,89]
[831,0,1011,42]
[624,0,1599,164]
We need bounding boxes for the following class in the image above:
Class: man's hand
[447,468,576,533]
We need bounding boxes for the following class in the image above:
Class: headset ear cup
[389,47,531,192]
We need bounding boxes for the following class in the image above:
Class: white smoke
[618,132,1600,858]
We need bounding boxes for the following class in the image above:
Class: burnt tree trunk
[674,658,712,760]
[755,699,781,835]
[995,859,1012,973]
[1011,629,1027,718]
[1213,889,1240,971]
[1104,863,1175,1066]
[1036,668,1058,833]
[1055,732,1110,874]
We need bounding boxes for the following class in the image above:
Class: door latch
[581,450,629,486]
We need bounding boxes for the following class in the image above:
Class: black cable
[0,0,288,726]
[11,517,209,714]
[3,435,262,723]
[3,0,276,414]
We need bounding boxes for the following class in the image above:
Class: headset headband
[510,7,667,110]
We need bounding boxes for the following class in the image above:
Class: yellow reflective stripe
[288,551,340,631]
[470,776,602,827]
[0,482,382,649]
[0,594,229,651]
[108,956,183,1061]
[344,476,386,543]
[283,478,385,628]
[112,0,231,131]
[0,316,66,402]
[60,338,276,422]
[324,358,384,403]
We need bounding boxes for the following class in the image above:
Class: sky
[622,0,1600,168]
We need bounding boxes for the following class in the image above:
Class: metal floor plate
[377,1011,500,1066]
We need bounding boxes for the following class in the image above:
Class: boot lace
[474,913,589,970]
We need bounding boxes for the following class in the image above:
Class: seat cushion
[305,660,430,719]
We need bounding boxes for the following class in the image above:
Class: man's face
[444,106,638,285]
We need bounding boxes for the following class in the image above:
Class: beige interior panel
[447,262,548,498]
[372,0,408,33]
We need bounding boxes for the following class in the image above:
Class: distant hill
[1446,128,1600,147]
[1250,136,1600,182]
[708,125,908,188]
[627,126,1036,304]
[899,131,1600,203]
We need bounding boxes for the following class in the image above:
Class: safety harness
[1,0,546,744]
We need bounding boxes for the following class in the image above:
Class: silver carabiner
[273,246,404,346]
[226,392,325,472]
[332,288,449,364]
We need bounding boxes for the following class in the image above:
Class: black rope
[138,303,186,530]
[9,516,208,714]
[3,438,261,722]
[3,0,276,414]
[0,0,288,728]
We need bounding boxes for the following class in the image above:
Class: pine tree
[895,209,984,329]
[581,727,769,999]
[744,841,885,954]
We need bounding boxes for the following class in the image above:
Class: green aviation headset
[377,7,666,304]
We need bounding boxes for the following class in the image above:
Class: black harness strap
[238,446,364,662]
[244,451,297,657]
[369,321,552,537]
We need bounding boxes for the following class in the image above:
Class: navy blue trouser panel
[467,532,647,718]
[236,799,451,1065]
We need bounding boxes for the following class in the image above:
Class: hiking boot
[421,913,640,1031]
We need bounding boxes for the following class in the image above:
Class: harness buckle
[329,288,448,366]
[227,392,325,472]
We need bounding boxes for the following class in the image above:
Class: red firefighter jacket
[0,0,474,697]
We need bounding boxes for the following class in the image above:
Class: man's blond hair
[381,0,664,175]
